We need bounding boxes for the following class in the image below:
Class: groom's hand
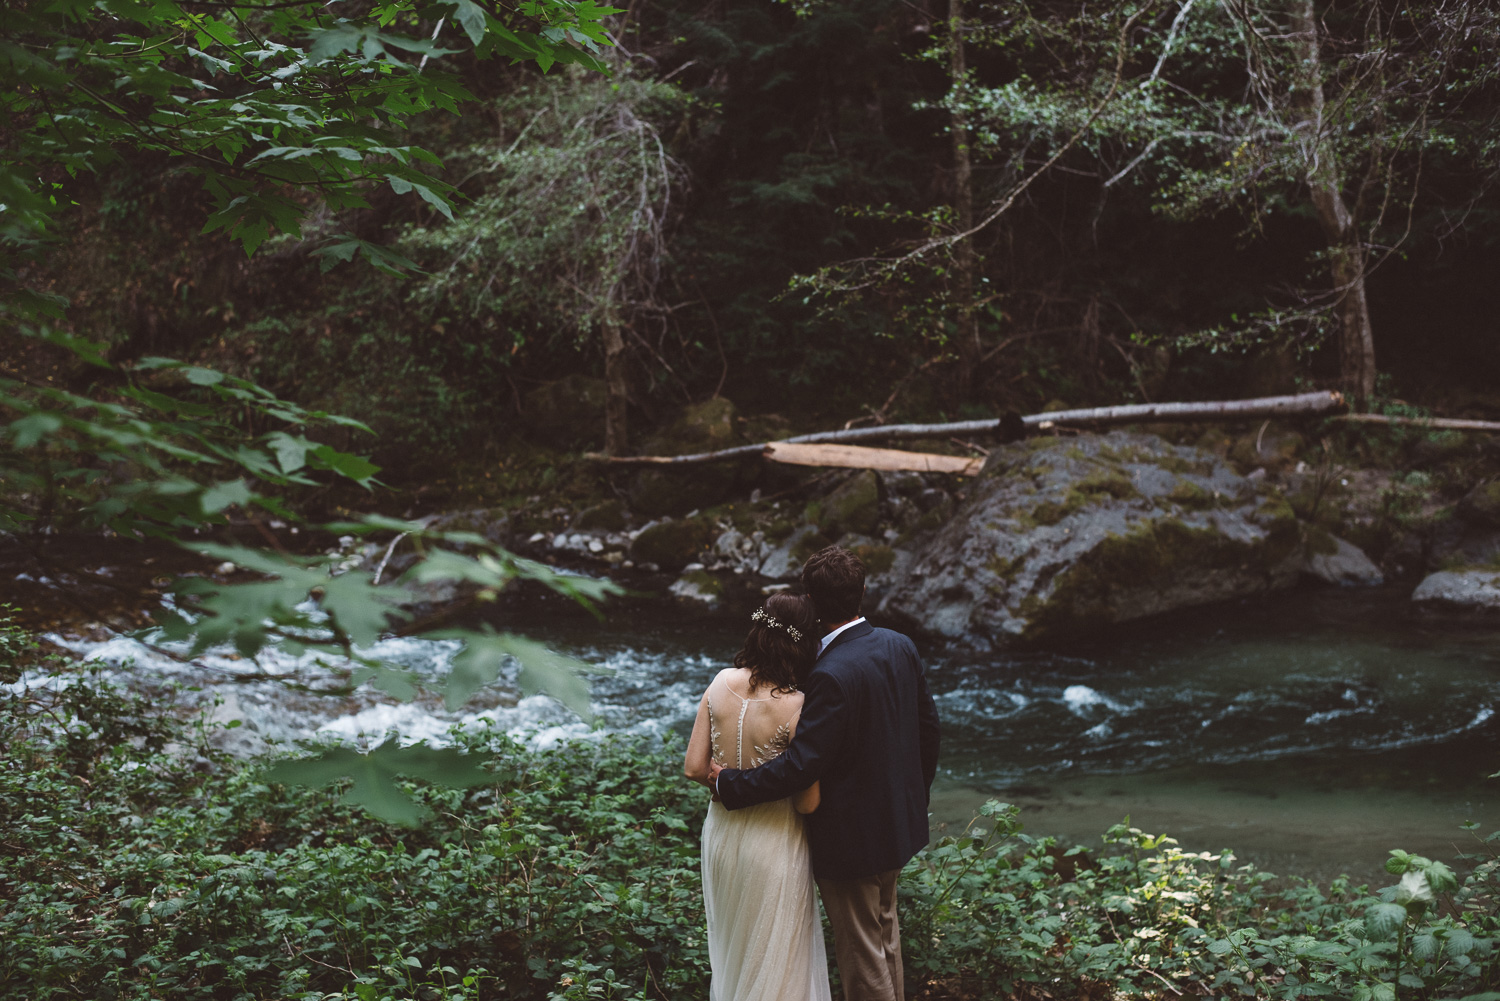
[706,760,723,800]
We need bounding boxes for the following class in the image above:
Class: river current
[20,585,1500,884]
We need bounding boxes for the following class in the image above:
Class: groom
[709,545,940,1001]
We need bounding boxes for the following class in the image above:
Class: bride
[684,593,832,1001]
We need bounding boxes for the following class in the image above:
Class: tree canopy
[1,0,630,821]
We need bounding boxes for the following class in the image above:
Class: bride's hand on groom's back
[705,760,723,799]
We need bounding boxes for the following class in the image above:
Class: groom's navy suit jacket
[716,620,940,881]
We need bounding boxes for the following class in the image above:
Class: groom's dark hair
[802,546,865,623]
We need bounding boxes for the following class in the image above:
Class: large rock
[629,398,749,517]
[629,518,715,571]
[1411,570,1500,616]
[876,432,1303,644]
[524,374,608,449]
[1299,530,1384,587]
[809,470,881,538]
[669,569,726,610]
[1458,482,1500,530]
[759,524,832,581]
[1425,514,1500,576]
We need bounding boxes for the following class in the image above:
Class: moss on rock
[1459,481,1500,529]
[1032,493,1084,526]
[669,569,727,608]
[792,528,835,564]
[575,499,626,532]
[1021,519,1255,640]
[850,543,896,575]
[629,518,714,570]
[1167,480,1216,510]
[875,430,1308,644]
[1077,470,1137,500]
[816,470,881,538]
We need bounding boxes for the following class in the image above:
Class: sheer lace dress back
[699,668,830,1000]
[705,668,803,769]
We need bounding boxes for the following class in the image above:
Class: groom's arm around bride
[711,546,940,1001]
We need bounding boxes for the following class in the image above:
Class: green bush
[4,634,1500,1000]
[0,663,709,1000]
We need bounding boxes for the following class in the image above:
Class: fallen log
[1331,413,1500,433]
[765,442,985,476]
[586,389,1345,467]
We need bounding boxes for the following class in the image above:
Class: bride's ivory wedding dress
[700,669,832,1001]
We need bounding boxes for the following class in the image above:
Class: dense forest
[8,0,1500,477]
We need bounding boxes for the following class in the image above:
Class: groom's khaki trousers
[817,869,903,1001]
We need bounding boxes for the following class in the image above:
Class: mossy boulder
[523,374,609,449]
[1458,482,1500,530]
[669,569,727,610]
[629,398,750,517]
[574,499,627,532]
[875,431,1303,645]
[759,524,833,581]
[850,542,896,576]
[810,470,881,538]
[629,518,715,571]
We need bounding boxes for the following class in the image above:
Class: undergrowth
[3,621,1500,1000]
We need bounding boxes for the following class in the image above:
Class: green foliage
[905,810,1500,999]
[150,521,618,823]
[0,0,621,275]
[0,668,707,1000]
[0,334,378,536]
[6,651,1500,1001]
[930,0,1500,361]
[400,71,686,361]
[1,336,620,823]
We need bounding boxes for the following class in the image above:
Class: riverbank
[349,403,1500,642]
[11,583,1500,890]
[4,631,1499,1001]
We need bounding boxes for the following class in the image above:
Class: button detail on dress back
[735,698,749,769]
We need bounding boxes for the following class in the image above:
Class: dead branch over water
[588,390,1348,467]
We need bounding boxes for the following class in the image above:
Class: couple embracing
[684,545,942,1001]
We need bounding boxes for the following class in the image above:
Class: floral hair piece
[751,607,804,642]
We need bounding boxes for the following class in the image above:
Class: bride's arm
[788,708,820,813]
[793,781,820,814]
[683,692,714,786]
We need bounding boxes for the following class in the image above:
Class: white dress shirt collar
[818,616,866,656]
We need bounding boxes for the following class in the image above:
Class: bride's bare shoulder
[709,666,751,690]
[775,687,806,709]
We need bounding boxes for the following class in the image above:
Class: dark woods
[9,0,1500,471]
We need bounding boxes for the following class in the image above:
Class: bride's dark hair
[733,592,818,694]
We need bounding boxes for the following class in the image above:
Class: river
[24,582,1500,886]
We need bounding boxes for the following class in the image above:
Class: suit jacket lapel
[820,620,873,659]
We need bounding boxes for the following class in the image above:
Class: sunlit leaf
[318,572,408,648]
[200,478,252,514]
[265,742,493,827]
[8,413,63,449]
[432,627,595,716]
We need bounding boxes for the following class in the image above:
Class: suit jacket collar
[819,619,873,659]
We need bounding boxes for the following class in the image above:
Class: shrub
[4,636,1499,1000]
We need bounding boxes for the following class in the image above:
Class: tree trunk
[1289,0,1377,407]
[602,321,629,455]
[949,0,980,399]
